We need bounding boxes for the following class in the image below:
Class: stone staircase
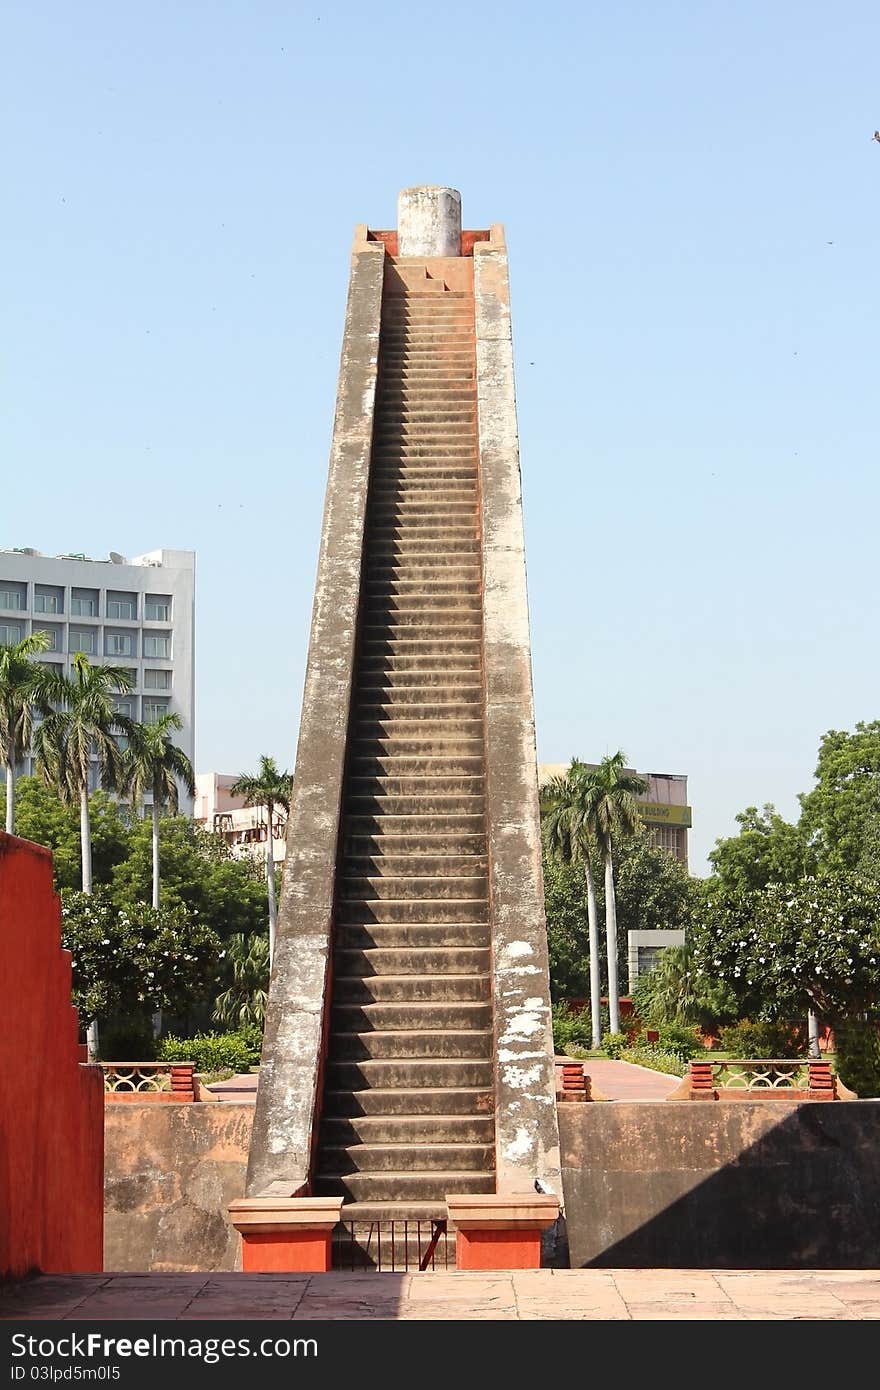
[313,278,496,1243]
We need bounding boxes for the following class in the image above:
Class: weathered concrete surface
[246,230,385,1197]
[104,1103,253,1272]
[397,186,462,257]
[559,1100,880,1269]
[474,228,561,1201]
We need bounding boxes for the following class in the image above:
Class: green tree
[799,721,880,875]
[542,759,602,1046]
[583,752,648,1035]
[541,850,594,1004]
[630,942,738,1034]
[708,803,816,893]
[123,713,196,910]
[60,889,222,1048]
[0,775,131,888]
[213,932,270,1030]
[0,630,58,834]
[32,652,133,895]
[110,815,268,942]
[691,873,880,1095]
[230,755,291,965]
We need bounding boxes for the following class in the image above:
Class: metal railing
[332,1219,452,1272]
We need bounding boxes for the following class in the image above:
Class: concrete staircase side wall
[245,234,385,1197]
[474,229,561,1196]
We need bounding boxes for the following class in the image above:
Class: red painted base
[240,1231,332,1273]
[456,1229,542,1270]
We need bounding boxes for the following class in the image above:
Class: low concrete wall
[104,1103,253,1272]
[559,1100,880,1269]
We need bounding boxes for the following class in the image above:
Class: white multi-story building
[0,546,195,809]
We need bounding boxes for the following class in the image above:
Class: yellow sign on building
[639,802,692,828]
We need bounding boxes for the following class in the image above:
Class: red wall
[0,832,104,1276]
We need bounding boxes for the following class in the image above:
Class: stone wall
[104,1103,253,1272]
[559,1100,880,1268]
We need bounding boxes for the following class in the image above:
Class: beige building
[193,772,286,867]
[537,763,692,867]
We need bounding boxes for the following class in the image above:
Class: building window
[113,698,134,719]
[145,594,171,622]
[107,592,137,620]
[34,587,63,614]
[143,699,169,725]
[144,668,171,691]
[71,591,98,617]
[646,824,686,860]
[0,623,23,647]
[33,627,60,651]
[107,633,134,657]
[144,633,170,659]
[69,629,96,655]
[0,588,25,611]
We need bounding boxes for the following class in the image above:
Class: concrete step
[317,1141,493,1175]
[314,1171,495,1203]
[363,566,480,586]
[323,1056,493,1091]
[345,830,486,856]
[320,1114,493,1146]
[335,896,488,924]
[333,947,489,977]
[355,636,481,658]
[323,1088,492,1119]
[361,585,481,604]
[349,752,484,775]
[343,797,486,820]
[331,1001,492,1032]
[352,719,485,741]
[334,924,490,951]
[337,850,486,872]
[352,683,482,705]
[339,873,487,903]
[331,973,490,1004]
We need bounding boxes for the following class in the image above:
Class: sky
[4,2,879,874]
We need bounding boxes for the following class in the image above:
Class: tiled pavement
[3,1269,880,1320]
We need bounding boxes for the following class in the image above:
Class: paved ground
[3,1269,880,1320]
[578,1058,682,1100]
[208,1060,683,1104]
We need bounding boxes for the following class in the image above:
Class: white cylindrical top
[397,186,462,257]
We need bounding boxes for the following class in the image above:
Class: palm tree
[542,759,603,1048]
[0,630,59,834]
[33,651,134,1061]
[213,932,270,1030]
[585,751,648,1035]
[230,755,291,966]
[33,651,134,893]
[123,712,195,910]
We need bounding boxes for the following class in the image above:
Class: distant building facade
[194,772,287,868]
[537,763,692,867]
[0,546,195,810]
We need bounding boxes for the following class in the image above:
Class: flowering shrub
[61,889,222,1026]
[691,872,880,1093]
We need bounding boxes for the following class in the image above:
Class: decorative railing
[683,1058,840,1100]
[707,1059,809,1089]
[100,1062,195,1102]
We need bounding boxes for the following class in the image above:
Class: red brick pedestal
[228,1193,343,1273]
[446,1193,560,1271]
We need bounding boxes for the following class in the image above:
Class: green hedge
[158,1027,262,1073]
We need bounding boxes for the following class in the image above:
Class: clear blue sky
[4,2,879,873]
